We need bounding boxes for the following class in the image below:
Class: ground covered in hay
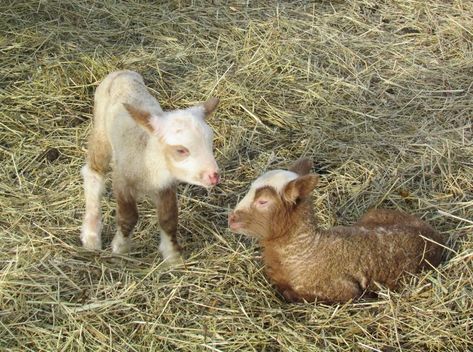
[1,1,472,351]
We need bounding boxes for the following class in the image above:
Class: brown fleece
[115,188,138,237]
[155,185,181,252]
[231,172,445,304]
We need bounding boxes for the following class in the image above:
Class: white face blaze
[234,170,299,212]
[152,106,219,187]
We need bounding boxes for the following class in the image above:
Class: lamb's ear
[123,103,161,134]
[283,174,319,203]
[201,97,220,118]
[289,158,313,176]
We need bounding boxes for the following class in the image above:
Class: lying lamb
[228,158,444,303]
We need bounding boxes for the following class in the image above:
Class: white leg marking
[159,231,181,263]
[111,229,132,254]
[80,165,105,250]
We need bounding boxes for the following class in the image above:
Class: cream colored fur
[81,70,219,259]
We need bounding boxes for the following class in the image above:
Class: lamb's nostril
[228,213,235,224]
[208,172,219,185]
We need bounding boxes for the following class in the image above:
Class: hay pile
[1,1,472,350]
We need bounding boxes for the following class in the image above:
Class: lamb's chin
[240,230,261,239]
[230,226,251,237]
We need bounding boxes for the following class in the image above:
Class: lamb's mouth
[229,221,244,231]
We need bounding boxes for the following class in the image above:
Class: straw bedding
[1,1,472,350]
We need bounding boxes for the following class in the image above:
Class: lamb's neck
[143,138,175,190]
[261,202,323,289]
[265,200,323,247]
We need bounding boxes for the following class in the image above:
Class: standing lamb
[81,70,220,262]
[228,158,444,303]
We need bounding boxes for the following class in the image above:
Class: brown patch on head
[283,174,319,203]
[254,185,279,204]
[123,103,154,133]
[202,97,219,117]
[230,185,295,240]
[289,158,313,176]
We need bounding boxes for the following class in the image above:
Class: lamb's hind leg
[80,135,110,250]
[155,186,182,263]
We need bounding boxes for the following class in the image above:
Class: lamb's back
[317,223,444,290]
[280,221,444,303]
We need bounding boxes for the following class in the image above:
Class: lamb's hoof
[81,232,102,251]
[162,253,184,266]
[159,242,183,266]
[111,234,131,254]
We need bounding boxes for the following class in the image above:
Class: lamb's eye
[256,199,268,206]
[175,146,189,156]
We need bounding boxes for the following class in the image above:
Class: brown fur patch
[116,189,138,237]
[87,132,111,175]
[155,186,181,252]
[123,103,154,133]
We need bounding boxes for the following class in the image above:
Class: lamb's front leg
[111,189,138,254]
[155,186,182,263]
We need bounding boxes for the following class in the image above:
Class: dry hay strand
[1,0,472,351]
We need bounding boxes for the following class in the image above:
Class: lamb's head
[228,158,319,239]
[124,98,220,187]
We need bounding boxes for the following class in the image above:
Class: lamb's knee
[336,278,364,302]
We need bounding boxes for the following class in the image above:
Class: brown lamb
[228,158,445,303]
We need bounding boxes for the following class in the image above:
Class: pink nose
[228,212,236,226]
[208,172,220,186]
